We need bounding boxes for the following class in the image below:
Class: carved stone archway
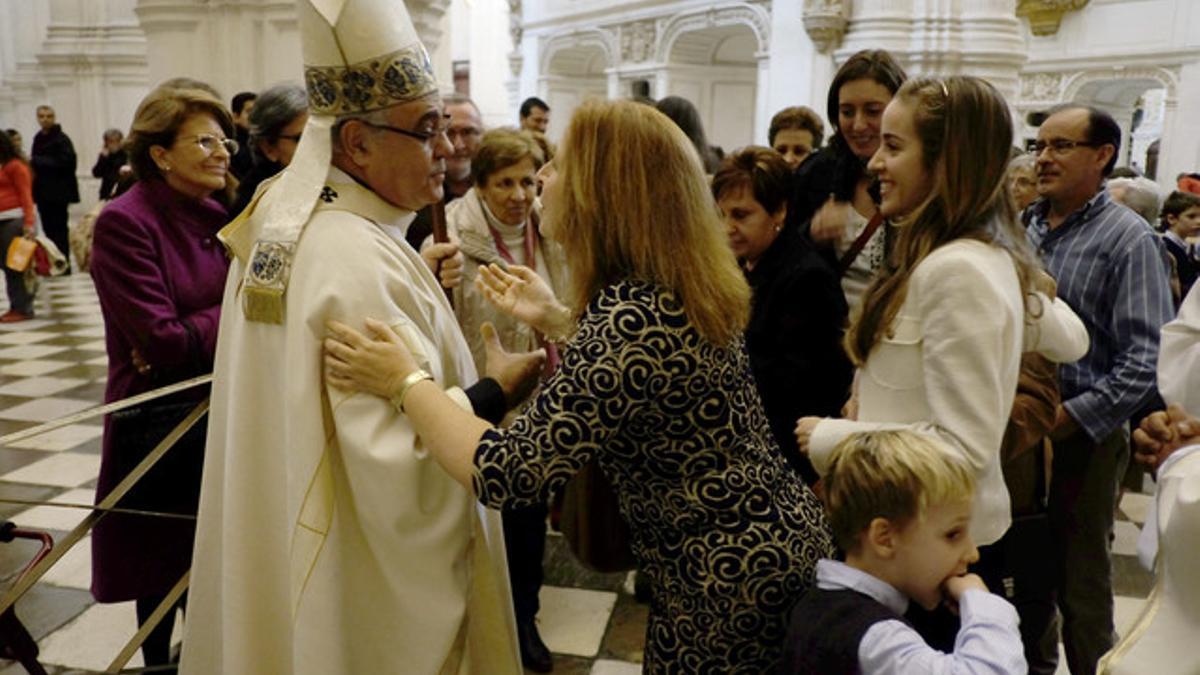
[539,28,618,76]
[655,2,770,64]
[1061,66,1177,103]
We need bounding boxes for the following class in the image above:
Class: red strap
[837,210,884,277]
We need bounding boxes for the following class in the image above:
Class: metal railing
[0,374,212,674]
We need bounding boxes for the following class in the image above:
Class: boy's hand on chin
[941,573,986,615]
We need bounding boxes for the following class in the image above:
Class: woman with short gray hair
[232,83,308,215]
[1107,175,1163,227]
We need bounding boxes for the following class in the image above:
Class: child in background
[782,430,1026,674]
[1160,190,1200,304]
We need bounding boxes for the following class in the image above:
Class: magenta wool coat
[89,178,229,602]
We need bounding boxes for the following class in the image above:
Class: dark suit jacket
[91,149,128,200]
[1163,233,1197,302]
[30,124,80,204]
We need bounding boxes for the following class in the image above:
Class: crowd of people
[4,0,1200,672]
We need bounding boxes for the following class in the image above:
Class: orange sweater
[0,159,35,227]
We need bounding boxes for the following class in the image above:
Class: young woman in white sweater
[795,76,1087,548]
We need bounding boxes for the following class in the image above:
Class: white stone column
[134,0,301,99]
[410,0,452,91]
[460,0,514,128]
[754,52,771,144]
[0,0,52,146]
[654,69,670,100]
[784,0,839,118]
[514,33,540,116]
[1161,60,1200,184]
[35,0,149,213]
[839,0,1026,103]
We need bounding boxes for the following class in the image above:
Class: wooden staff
[430,200,453,305]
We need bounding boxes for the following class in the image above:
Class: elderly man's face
[445,102,483,182]
[355,95,452,211]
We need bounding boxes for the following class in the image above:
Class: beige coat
[181,169,520,675]
[445,188,569,373]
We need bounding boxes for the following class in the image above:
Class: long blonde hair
[555,99,750,345]
[846,76,1040,364]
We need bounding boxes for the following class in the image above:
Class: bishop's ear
[335,119,375,168]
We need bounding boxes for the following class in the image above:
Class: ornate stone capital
[1019,72,1065,102]
[803,0,849,54]
[1016,0,1090,37]
[508,0,523,50]
[406,0,451,55]
[620,21,657,63]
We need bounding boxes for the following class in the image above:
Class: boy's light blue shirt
[814,559,1027,675]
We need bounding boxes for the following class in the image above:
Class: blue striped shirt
[1025,189,1175,442]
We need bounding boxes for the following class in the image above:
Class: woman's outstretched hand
[476,263,571,338]
[325,318,419,399]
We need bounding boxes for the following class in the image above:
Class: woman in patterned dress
[325,99,834,673]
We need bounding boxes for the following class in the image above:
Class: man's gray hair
[443,93,480,116]
[330,108,392,153]
[249,83,309,163]
[1108,176,1163,226]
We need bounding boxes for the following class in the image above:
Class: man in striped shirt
[1024,104,1175,675]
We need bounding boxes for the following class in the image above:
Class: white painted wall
[458,0,516,129]
[665,63,757,152]
[764,0,830,140]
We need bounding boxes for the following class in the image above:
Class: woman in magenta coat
[89,85,234,667]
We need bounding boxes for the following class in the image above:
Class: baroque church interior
[1,0,1198,673]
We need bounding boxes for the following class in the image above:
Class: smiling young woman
[787,49,908,313]
[795,76,1087,549]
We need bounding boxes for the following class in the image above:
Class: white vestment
[181,168,520,674]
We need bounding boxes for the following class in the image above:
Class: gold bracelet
[389,369,434,413]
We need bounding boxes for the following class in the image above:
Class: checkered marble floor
[0,275,1156,674]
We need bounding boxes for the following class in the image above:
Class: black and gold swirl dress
[473,280,834,673]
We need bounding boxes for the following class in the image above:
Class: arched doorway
[1062,69,1176,177]
[539,33,613,141]
[1072,78,1166,175]
[660,20,761,155]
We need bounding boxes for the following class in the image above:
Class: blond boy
[782,431,1026,674]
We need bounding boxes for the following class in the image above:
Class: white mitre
[236,0,438,323]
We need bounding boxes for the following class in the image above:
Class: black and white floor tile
[0,275,1156,674]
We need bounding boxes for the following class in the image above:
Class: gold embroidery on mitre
[304,45,437,115]
[242,240,296,323]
